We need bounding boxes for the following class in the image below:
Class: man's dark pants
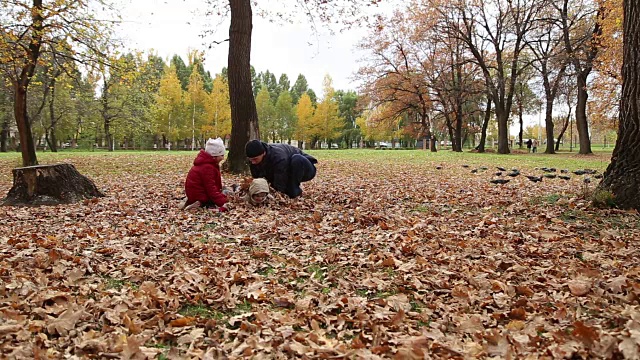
[288,154,317,198]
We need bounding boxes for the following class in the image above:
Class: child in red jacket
[181,138,229,212]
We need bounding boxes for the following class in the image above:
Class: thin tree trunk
[454,105,463,152]
[0,119,9,152]
[476,97,492,153]
[226,0,260,174]
[556,112,570,151]
[48,76,59,152]
[544,98,555,154]
[518,106,524,149]
[575,71,593,154]
[599,0,640,210]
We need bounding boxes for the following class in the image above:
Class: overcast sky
[116,0,384,95]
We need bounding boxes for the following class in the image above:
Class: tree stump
[2,163,104,206]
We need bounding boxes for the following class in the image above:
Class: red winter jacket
[185,150,227,207]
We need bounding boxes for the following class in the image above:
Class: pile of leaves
[1,153,639,359]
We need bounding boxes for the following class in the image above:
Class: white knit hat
[205,138,225,157]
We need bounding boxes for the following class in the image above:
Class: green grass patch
[257,266,276,276]
[412,205,431,213]
[375,290,397,299]
[197,237,208,244]
[417,320,431,328]
[235,300,252,313]
[305,149,612,172]
[307,264,326,281]
[103,276,137,291]
[178,304,223,319]
[545,194,561,204]
[410,301,424,313]
[215,236,236,243]
[203,223,218,230]
[560,209,584,222]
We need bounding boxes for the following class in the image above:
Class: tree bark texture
[2,163,105,206]
[226,0,260,174]
[476,97,492,153]
[13,0,44,167]
[599,0,640,210]
[556,112,570,152]
[544,97,555,154]
[575,71,593,154]
[0,119,9,152]
[496,112,510,154]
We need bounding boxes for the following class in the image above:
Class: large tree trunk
[599,0,640,210]
[225,0,260,174]
[2,164,104,206]
[15,86,38,166]
[13,0,44,167]
[575,71,593,154]
[496,111,510,154]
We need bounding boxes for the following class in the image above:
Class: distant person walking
[526,138,532,153]
[532,139,538,153]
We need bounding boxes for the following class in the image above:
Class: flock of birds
[457,165,601,185]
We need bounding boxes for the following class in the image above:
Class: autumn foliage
[1,151,639,358]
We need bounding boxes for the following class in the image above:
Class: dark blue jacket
[249,142,317,195]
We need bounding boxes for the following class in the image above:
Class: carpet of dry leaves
[1,151,639,359]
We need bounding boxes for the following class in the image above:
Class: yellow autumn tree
[152,63,185,148]
[309,75,343,148]
[295,92,315,148]
[187,68,208,149]
[356,106,397,145]
[203,75,232,140]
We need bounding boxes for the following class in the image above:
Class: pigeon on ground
[495,172,503,176]
[497,167,507,171]
[462,164,470,168]
[559,175,571,180]
[490,179,510,184]
[471,169,478,174]
[526,175,543,183]
[561,169,569,173]
[480,166,488,170]
[573,169,587,175]
[507,170,520,177]
[543,174,557,179]
[584,177,591,184]
[594,174,603,179]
